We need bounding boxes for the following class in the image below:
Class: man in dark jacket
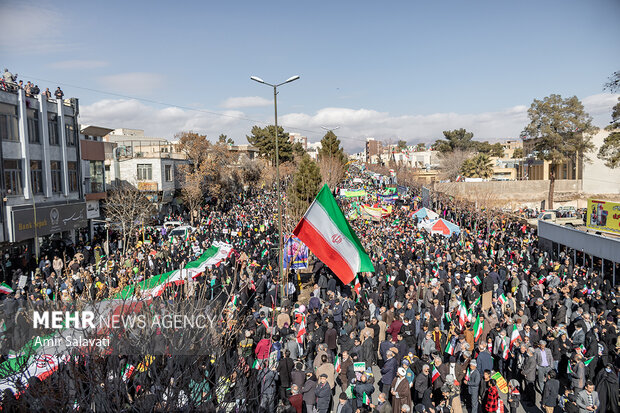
[541,370,559,413]
[315,374,332,413]
[353,372,374,410]
[466,359,481,413]
[278,349,295,401]
[259,365,278,413]
[380,350,398,394]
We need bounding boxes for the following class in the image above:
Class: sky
[1,0,619,153]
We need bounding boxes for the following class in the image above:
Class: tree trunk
[548,165,555,210]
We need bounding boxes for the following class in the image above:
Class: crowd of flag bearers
[244,173,619,413]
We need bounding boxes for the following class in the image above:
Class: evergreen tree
[318,131,346,163]
[289,155,322,216]
[246,125,293,166]
[434,128,475,153]
[597,97,620,169]
[521,94,597,208]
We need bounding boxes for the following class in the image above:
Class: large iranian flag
[294,184,374,284]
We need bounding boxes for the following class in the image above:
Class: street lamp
[251,74,300,300]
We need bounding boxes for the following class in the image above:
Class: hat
[397,367,406,376]
[319,373,328,378]
[470,359,477,366]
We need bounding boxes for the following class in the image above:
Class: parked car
[163,221,183,231]
[527,211,584,227]
[168,225,195,239]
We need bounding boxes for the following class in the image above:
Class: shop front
[8,202,88,260]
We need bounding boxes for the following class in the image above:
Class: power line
[22,74,372,146]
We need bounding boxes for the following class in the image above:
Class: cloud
[0,3,71,53]
[98,73,166,96]
[79,93,619,152]
[48,60,108,69]
[80,99,246,140]
[220,96,271,109]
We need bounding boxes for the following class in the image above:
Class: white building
[0,87,87,257]
[104,129,188,208]
[582,129,620,194]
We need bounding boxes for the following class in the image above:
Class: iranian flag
[293,184,375,285]
[498,293,507,306]
[509,324,519,349]
[353,276,361,296]
[113,242,233,300]
[334,355,341,373]
[473,315,484,342]
[261,318,270,329]
[472,276,481,286]
[501,340,510,359]
[583,356,595,366]
[431,365,440,383]
[458,301,468,328]
[122,364,136,382]
[296,319,306,344]
[362,392,370,405]
[465,368,470,382]
[444,340,455,355]
[0,282,14,294]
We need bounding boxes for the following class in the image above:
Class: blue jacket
[476,350,493,374]
[381,357,398,385]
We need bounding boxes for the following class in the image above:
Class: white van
[163,221,183,231]
[168,225,194,239]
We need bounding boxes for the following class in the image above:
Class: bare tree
[105,183,155,255]
[180,163,207,226]
[318,155,345,189]
[0,263,274,411]
[438,150,474,180]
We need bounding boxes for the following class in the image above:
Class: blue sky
[1,0,619,152]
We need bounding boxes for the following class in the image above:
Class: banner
[586,199,620,234]
[361,204,392,219]
[341,189,367,198]
[378,194,398,203]
[283,236,309,269]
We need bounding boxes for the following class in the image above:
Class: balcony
[85,179,106,201]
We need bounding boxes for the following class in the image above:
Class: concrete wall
[582,129,620,194]
[434,179,582,200]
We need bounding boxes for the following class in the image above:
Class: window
[67,162,78,192]
[164,164,173,182]
[48,113,59,145]
[0,104,19,142]
[3,160,22,195]
[137,164,152,181]
[27,109,40,143]
[30,160,43,194]
[65,118,76,146]
[90,161,104,193]
[51,161,62,193]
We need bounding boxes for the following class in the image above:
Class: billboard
[283,236,309,269]
[11,202,87,242]
[586,199,620,234]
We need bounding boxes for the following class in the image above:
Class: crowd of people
[0,170,618,412]
[2,68,63,99]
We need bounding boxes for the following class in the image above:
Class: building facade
[0,88,87,260]
[104,129,188,211]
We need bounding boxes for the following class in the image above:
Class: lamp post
[251,75,300,300]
